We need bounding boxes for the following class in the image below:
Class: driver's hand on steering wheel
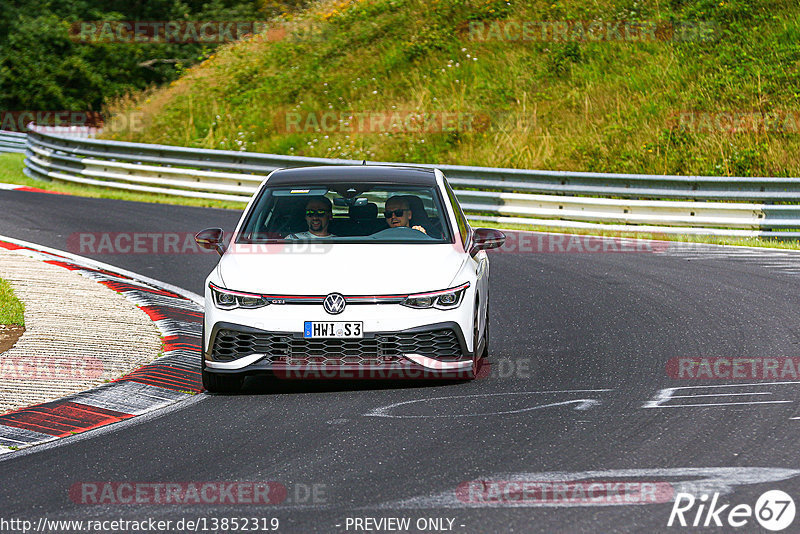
[411,225,427,234]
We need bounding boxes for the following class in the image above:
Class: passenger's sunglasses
[305,209,329,217]
[384,208,409,218]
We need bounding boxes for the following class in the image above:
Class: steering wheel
[370,226,435,240]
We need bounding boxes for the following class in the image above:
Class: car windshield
[236,182,453,244]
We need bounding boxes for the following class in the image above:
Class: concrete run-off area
[0,249,162,413]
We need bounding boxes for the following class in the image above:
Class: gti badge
[323,293,346,315]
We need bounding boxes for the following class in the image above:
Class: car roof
[265,165,438,186]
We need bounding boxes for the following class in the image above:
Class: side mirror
[469,228,506,256]
[195,228,226,257]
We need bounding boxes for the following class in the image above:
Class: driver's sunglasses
[384,208,408,218]
[305,209,329,217]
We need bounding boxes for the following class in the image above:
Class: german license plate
[304,321,363,338]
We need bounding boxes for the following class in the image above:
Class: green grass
[0,278,24,326]
[0,153,246,210]
[104,0,800,178]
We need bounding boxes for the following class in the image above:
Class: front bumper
[203,321,473,379]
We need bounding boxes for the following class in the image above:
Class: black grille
[287,338,386,365]
[211,328,462,363]
[378,330,463,361]
[211,330,291,362]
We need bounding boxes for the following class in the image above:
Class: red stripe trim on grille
[210,282,469,303]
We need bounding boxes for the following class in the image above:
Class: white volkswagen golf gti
[195,165,505,392]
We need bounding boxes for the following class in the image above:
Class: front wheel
[481,303,490,360]
[465,307,481,380]
[202,370,243,393]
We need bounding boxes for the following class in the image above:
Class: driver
[287,197,336,239]
[384,196,427,234]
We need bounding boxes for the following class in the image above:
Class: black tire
[481,302,490,360]
[202,370,243,393]
[466,306,480,380]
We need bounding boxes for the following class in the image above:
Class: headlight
[402,282,470,310]
[210,283,268,310]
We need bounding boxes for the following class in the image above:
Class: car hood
[217,243,466,295]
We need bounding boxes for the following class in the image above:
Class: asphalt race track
[1,189,800,533]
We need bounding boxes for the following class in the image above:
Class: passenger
[384,196,427,234]
[287,197,336,239]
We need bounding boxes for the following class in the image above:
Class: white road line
[670,392,774,398]
[365,389,612,418]
[648,401,792,408]
[643,382,800,409]
[660,381,800,389]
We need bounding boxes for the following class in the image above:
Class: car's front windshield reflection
[237,183,453,244]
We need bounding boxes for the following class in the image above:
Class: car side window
[444,178,469,246]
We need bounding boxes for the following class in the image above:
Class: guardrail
[14,128,800,238]
[0,131,27,154]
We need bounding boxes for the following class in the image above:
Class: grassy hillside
[105,0,800,177]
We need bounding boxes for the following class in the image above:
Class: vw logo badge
[323,293,346,315]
